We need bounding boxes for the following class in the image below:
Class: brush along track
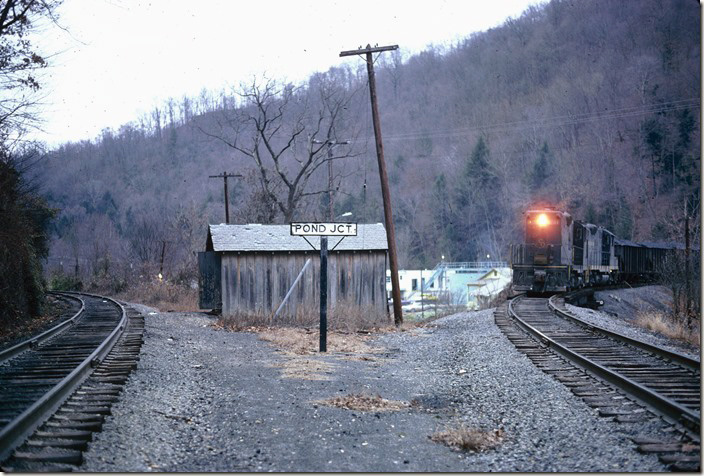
[0,293,84,363]
[0,293,145,472]
[495,296,700,472]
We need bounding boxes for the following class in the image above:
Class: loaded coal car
[511,207,618,293]
[614,239,683,283]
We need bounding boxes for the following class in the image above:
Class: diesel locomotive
[511,207,679,293]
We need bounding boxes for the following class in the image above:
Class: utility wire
[366,98,699,143]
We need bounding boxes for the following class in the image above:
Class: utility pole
[340,43,403,326]
[209,171,243,224]
[421,268,424,318]
[684,198,691,327]
[313,139,350,220]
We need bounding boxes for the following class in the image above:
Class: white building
[385,269,437,301]
[466,268,513,310]
[387,261,511,309]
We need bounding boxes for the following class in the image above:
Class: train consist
[511,207,685,293]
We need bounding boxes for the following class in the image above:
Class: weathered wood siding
[220,250,388,319]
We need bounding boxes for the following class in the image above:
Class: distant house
[386,261,510,305]
[198,223,389,321]
[384,269,436,301]
[466,268,512,310]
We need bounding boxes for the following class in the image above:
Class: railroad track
[0,292,145,471]
[496,295,701,471]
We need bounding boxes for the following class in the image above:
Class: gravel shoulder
[79,304,669,472]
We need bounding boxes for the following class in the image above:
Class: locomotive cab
[511,207,620,293]
[511,208,572,293]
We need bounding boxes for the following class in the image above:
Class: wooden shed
[198,223,389,322]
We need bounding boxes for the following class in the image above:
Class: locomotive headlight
[537,213,550,227]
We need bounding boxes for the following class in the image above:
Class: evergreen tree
[530,142,552,192]
[463,136,497,194]
[0,156,55,322]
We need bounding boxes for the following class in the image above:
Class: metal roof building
[199,223,390,325]
[206,223,388,252]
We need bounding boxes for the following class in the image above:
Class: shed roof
[207,223,388,252]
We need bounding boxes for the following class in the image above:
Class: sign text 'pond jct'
[290,223,357,236]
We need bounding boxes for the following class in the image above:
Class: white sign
[290,222,357,236]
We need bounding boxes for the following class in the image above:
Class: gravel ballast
[79,303,671,472]
[567,286,699,360]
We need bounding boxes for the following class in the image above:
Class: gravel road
[79,304,671,472]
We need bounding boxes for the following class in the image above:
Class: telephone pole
[340,43,403,326]
[209,171,243,224]
[684,198,691,326]
[313,139,350,220]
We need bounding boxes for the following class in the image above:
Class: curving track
[0,292,144,471]
[496,295,701,471]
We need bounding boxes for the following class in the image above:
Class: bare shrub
[484,286,513,310]
[634,310,700,347]
[316,393,409,412]
[216,299,391,333]
[214,310,276,331]
[0,295,73,346]
[328,300,391,332]
[116,280,198,311]
[430,425,505,452]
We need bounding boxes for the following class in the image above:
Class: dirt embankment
[595,285,672,321]
[589,285,699,353]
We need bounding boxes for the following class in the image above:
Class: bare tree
[0,0,62,143]
[198,77,356,223]
[127,213,168,273]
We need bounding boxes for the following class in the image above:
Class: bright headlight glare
[537,213,549,227]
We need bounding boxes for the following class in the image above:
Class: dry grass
[316,393,409,412]
[116,281,198,312]
[634,310,700,347]
[216,312,433,360]
[234,327,385,381]
[271,354,336,380]
[430,425,505,453]
[255,327,381,355]
[216,300,391,332]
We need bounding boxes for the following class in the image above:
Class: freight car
[511,207,680,293]
[614,239,683,283]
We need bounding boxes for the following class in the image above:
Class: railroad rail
[0,293,84,363]
[496,295,700,471]
[0,292,144,471]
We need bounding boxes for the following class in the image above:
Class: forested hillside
[40,0,700,289]
[0,1,59,326]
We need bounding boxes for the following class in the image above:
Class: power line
[358,97,700,143]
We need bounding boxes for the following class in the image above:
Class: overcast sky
[32,0,542,146]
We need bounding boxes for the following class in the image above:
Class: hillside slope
[40,0,700,285]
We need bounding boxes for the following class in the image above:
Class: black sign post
[290,222,357,353]
[319,236,328,352]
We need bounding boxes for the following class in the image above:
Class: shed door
[198,251,221,309]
